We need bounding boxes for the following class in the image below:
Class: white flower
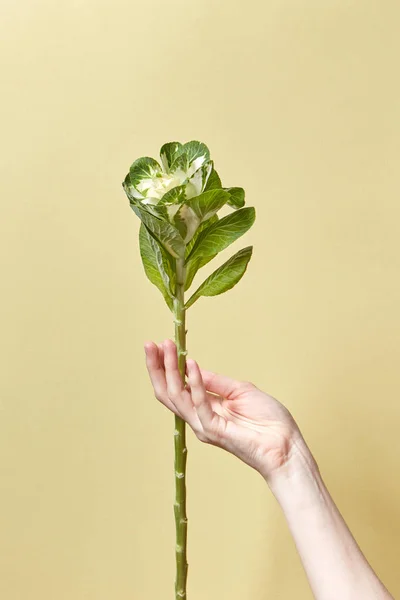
[125,141,211,204]
[123,141,213,242]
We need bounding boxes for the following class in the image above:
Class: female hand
[144,338,311,481]
[145,340,395,600]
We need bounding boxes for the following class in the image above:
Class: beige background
[1,1,399,598]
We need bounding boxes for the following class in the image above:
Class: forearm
[263,436,394,600]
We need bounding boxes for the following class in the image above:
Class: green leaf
[185,206,255,290]
[129,157,162,195]
[144,185,186,223]
[158,185,187,206]
[170,204,192,241]
[170,151,188,172]
[185,160,213,198]
[185,246,253,309]
[181,141,210,169]
[122,173,142,201]
[139,224,176,310]
[159,142,183,173]
[185,214,218,258]
[186,188,230,222]
[130,202,185,258]
[203,162,222,191]
[224,187,245,209]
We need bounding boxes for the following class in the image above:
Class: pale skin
[144,338,395,600]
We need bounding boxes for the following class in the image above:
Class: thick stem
[173,257,188,599]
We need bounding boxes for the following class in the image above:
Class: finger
[144,341,181,416]
[186,359,215,429]
[199,368,244,399]
[161,340,205,433]
[163,339,185,399]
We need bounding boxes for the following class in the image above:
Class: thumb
[199,368,241,399]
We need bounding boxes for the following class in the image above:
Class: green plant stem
[173,257,188,599]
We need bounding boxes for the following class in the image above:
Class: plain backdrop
[1,1,399,598]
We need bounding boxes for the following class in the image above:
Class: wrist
[263,431,323,506]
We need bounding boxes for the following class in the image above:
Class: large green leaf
[159,142,183,173]
[224,187,245,209]
[139,224,176,311]
[130,203,185,258]
[185,206,255,290]
[185,246,253,309]
[185,189,230,222]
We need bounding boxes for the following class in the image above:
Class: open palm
[144,339,302,479]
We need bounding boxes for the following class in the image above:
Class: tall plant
[122,140,255,599]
